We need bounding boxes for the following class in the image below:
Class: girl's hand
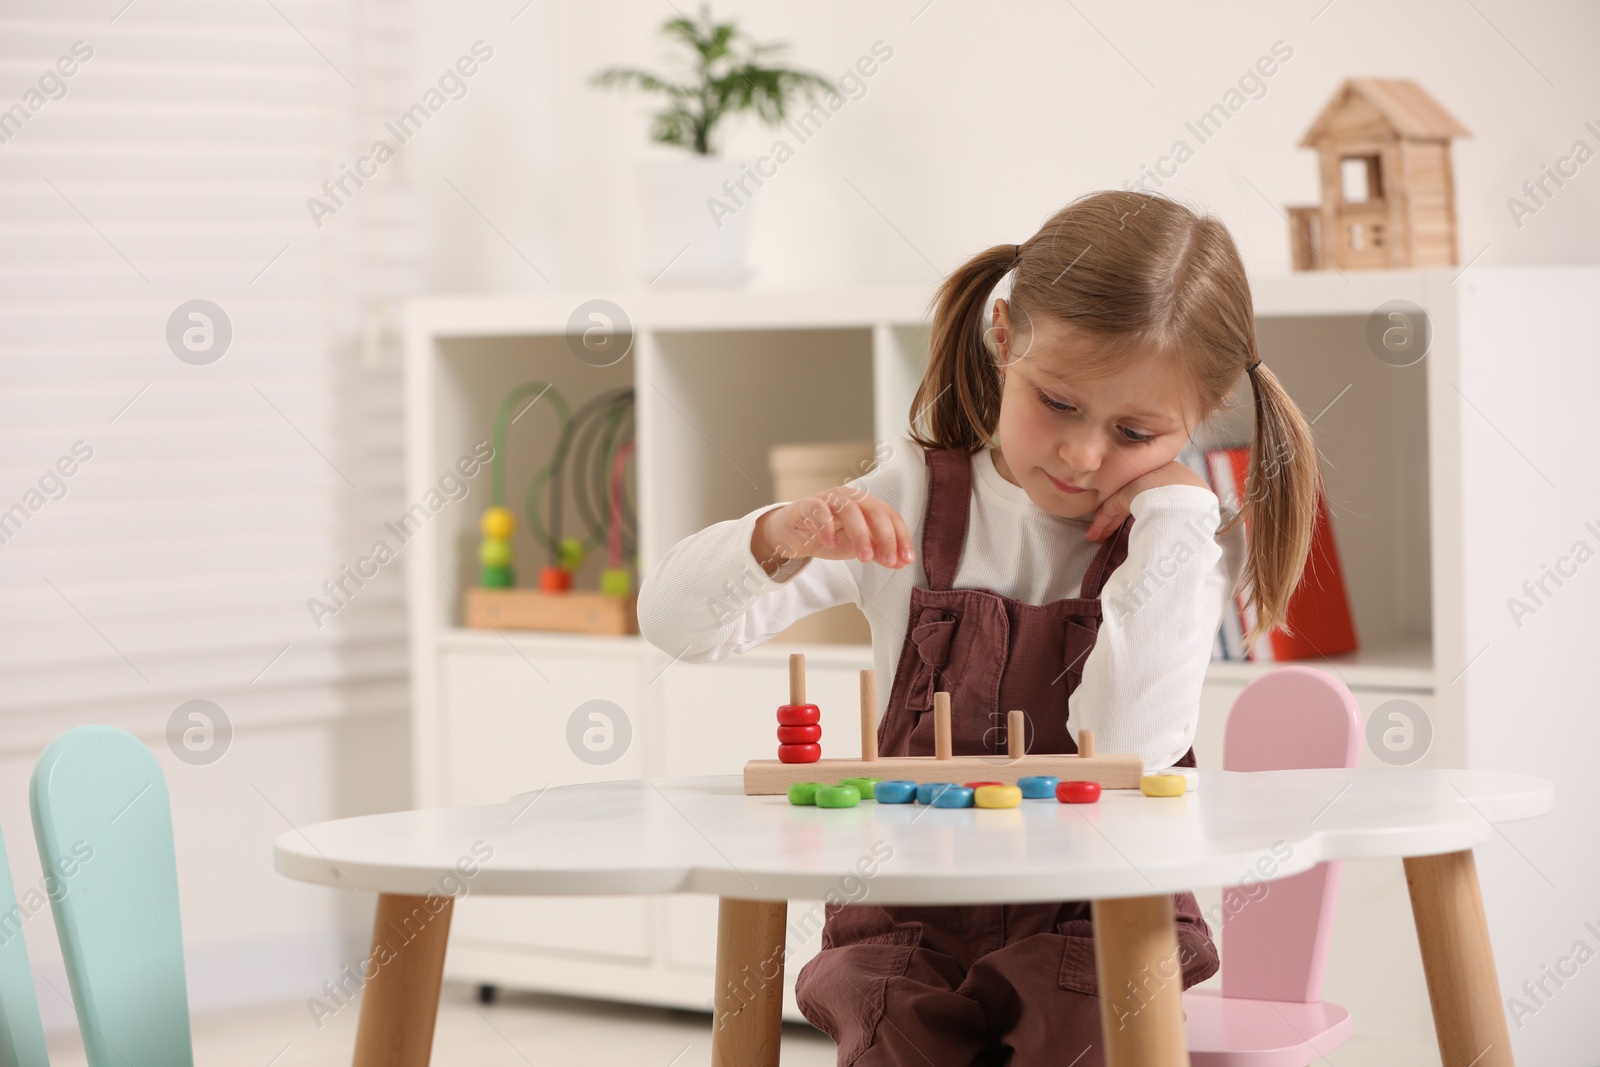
[752,485,916,575]
[1085,461,1212,543]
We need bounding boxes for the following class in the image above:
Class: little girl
[637,189,1321,1067]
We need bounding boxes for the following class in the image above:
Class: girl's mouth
[1045,471,1088,494]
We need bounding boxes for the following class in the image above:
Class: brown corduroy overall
[793,445,1219,1067]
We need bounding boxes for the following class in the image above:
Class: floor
[43,988,1440,1066]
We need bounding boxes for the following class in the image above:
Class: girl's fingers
[890,505,914,564]
[1085,507,1109,542]
[862,502,899,565]
[796,498,836,550]
[1091,505,1126,542]
[857,495,913,567]
[835,498,876,561]
[794,488,913,567]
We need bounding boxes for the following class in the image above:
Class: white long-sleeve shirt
[637,434,1247,771]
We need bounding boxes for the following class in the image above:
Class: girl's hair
[909,189,1321,652]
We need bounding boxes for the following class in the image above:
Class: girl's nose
[1061,425,1103,473]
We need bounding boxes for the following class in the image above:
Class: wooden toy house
[1288,78,1470,271]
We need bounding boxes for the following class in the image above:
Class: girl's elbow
[1145,748,1187,774]
[1144,727,1196,773]
[637,582,731,663]
[636,579,685,655]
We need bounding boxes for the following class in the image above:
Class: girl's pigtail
[1227,360,1324,652]
[910,243,1022,453]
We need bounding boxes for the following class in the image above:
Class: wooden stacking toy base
[744,752,1142,794]
[745,654,1143,795]
[464,587,639,635]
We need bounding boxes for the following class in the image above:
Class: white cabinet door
[662,896,831,971]
[440,645,650,961]
[654,650,872,779]
[663,893,831,1026]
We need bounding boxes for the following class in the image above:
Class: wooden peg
[860,669,878,762]
[1077,729,1096,759]
[789,653,805,706]
[934,691,953,760]
[1007,710,1025,759]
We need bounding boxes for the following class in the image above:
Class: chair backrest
[1220,666,1361,1003]
[30,726,193,1067]
[0,827,49,1067]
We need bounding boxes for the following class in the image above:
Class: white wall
[410,0,1600,294]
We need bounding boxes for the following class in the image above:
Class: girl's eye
[1037,390,1155,444]
[1038,390,1072,414]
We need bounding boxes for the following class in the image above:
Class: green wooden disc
[839,777,881,798]
[815,785,861,808]
[787,782,824,805]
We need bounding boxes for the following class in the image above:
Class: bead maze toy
[744,654,1148,796]
[465,383,641,635]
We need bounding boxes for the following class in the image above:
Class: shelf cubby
[429,334,636,625]
[642,326,875,560]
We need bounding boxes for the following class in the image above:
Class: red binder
[1206,446,1358,662]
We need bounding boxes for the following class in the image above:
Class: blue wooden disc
[1017,775,1060,799]
[930,785,974,808]
[873,780,918,804]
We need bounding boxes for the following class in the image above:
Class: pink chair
[1184,665,1362,1065]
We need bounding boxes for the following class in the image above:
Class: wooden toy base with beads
[743,654,1144,795]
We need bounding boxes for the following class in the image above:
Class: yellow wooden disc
[1140,773,1187,797]
[974,785,1022,809]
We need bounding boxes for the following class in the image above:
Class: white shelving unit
[404,267,1596,1052]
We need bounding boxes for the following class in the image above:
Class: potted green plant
[592,4,834,286]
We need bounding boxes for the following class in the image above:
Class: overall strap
[919,448,973,591]
[1078,514,1133,600]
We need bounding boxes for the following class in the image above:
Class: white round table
[275,767,1553,1067]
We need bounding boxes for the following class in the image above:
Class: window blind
[0,0,416,750]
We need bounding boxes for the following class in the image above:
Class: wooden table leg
[1092,895,1188,1067]
[352,893,454,1067]
[1405,850,1516,1067]
[711,897,788,1067]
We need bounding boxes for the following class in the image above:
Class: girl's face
[989,300,1201,521]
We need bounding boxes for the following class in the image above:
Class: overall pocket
[1054,916,1100,997]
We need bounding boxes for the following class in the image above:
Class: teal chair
[30,725,193,1067]
[0,826,49,1067]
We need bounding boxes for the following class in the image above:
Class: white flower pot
[636,154,755,287]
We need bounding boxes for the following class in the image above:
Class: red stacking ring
[964,781,1004,789]
[1056,780,1101,804]
[777,703,820,726]
[777,723,821,744]
[777,743,821,764]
